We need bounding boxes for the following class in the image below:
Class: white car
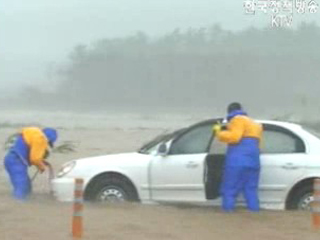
[52,119,320,210]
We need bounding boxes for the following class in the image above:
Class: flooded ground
[0,112,318,240]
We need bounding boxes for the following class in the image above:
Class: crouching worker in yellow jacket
[213,103,262,212]
[4,127,58,200]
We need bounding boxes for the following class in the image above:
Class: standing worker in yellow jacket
[4,127,58,200]
[213,103,262,212]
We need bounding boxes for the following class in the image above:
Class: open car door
[150,121,220,202]
[204,127,227,199]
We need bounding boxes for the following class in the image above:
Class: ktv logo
[243,0,319,27]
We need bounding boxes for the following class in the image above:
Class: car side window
[209,125,227,155]
[209,139,227,155]
[170,124,214,155]
[261,126,305,154]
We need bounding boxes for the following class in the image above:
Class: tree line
[5,23,320,117]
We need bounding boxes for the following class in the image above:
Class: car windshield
[138,128,185,154]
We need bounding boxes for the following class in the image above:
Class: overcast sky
[1,0,319,94]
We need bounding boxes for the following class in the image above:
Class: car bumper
[51,178,75,202]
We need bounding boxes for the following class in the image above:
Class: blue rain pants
[221,166,260,212]
[4,152,31,200]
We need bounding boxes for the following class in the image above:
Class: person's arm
[29,136,49,172]
[217,117,245,144]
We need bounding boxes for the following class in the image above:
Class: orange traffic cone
[312,178,320,229]
[72,178,84,239]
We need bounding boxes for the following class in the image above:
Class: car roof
[257,119,303,129]
[192,118,302,130]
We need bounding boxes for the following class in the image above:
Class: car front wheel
[86,175,138,203]
[96,185,127,202]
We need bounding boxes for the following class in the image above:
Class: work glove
[37,162,46,173]
[212,123,222,134]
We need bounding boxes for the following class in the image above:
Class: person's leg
[243,168,260,212]
[221,167,244,212]
[4,154,31,200]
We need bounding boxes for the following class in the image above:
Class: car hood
[74,152,151,169]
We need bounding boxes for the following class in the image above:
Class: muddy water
[0,120,318,240]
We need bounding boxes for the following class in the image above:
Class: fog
[1,0,320,121]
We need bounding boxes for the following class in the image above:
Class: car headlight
[57,161,76,178]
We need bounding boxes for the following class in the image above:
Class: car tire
[287,185,313,210]
[86,175,138,203]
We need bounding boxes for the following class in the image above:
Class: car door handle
[186,161,199,168]
[282,163,299,170]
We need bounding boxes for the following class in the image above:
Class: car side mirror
[157,143,168,156]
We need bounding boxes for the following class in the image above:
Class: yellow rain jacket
[21,127,50,171]
[216,110,263,168]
